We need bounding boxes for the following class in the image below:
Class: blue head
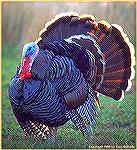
[19,42,39,80]
[22,42,39,58]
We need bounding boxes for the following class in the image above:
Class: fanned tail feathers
[35,12,97,49]
[36,12,135,101]
[94,21,135,100]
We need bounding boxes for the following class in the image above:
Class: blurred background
[2,2,136,149]
[3,2,135,47]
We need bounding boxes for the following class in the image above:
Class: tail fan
[35,12,97,49]
[35,12,135,100]
[94,21,135,100]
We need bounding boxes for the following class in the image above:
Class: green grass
[2,45,136,149]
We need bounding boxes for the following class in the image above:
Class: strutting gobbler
[9,12,135,139]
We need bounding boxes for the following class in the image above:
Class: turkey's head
[19,42,39,80]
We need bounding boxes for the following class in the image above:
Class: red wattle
[19,71,32,80]
[18,56,32,80]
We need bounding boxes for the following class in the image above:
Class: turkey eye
[28,47,31,51]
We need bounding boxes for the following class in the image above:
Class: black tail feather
[101,80,128,90]
[97,87,124,100]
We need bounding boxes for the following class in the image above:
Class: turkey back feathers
[36,12,135,101]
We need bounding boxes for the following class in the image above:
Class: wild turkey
[9,12,135,139]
